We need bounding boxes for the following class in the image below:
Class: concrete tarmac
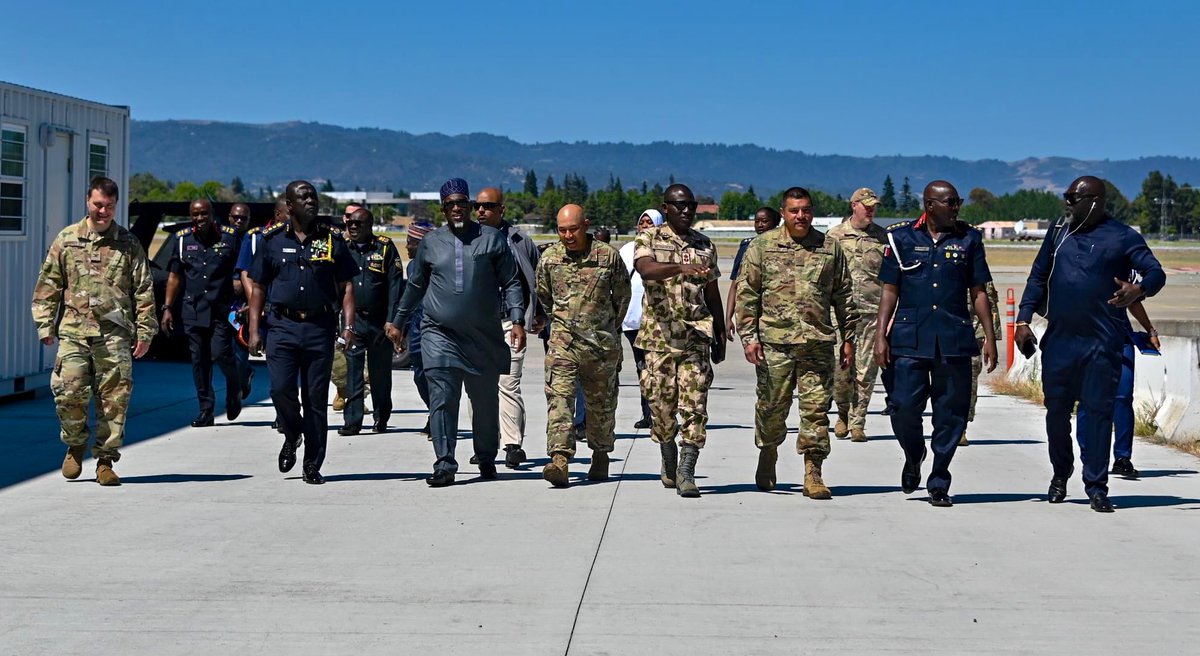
[2,345,1198,655]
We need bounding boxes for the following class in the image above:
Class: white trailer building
[1,81,130,397]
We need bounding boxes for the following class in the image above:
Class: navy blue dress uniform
[342,233,404,433]
[1018,215,1164,499]
[249,222,359,473]
[880,216,992,494]
[165,224,244,419]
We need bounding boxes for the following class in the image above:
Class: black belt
[273,306,333,321]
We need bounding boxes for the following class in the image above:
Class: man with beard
[873,180,996,507]
[338,207,404,435]
[248,181,359,485]
[391,178,525,487]
[163,198,244,426]
[1015,175,1164,512]
[634,183,726,498]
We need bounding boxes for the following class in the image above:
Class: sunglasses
[344,220,365,226]
[929,197,964,208]
[473,202,500,211]
[443,200,471,209]
[1062,192,1097,205]
[666,200,698,212]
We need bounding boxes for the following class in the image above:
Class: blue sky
[6,0,1197,161]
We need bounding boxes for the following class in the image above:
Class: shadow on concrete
[698,482,773,495]
[1089,495,1200,509]
[118,473,253,484]
[931,493,1044,504]
[708,424,753,430]
[1136,469,1198,479]
[0,361,274,491]
[322,472,427,482]
[829,484,905,496]
[964,439,1044,445]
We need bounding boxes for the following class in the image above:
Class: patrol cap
[850,188,879,207]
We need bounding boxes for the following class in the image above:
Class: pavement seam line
[563,432,638,656]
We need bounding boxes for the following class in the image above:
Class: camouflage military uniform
[535,238,631,457]
[31,218,157,461]
[827,219,888,432]
[735,225,857,457]
[969,281,1001,422]
[634,224,720,448]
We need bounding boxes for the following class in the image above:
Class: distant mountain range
[131,120,1200,199]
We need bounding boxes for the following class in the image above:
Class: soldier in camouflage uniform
[828,188,888,442]
[535,204,631,486]
[735,187,857,499]
[963,281,1001,445]
[31,177,157,486]
[633,184,727,498]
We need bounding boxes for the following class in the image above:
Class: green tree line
[131,170,1199,236]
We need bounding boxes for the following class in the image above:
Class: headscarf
[641,208,664,227]
[439,177,469,201]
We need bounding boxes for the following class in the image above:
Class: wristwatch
[161,304,173,313]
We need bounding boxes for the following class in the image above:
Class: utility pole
[1153,182,1174,238]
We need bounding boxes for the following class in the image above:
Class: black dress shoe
[278,438,299,473]
[338,425,361,436]
[191,412,214,428]
[469,454,480,465]
[928,488,953,507]
[504,445,526,469]
[901,447,926,494]
[1089,492,1115,513]
[1047,478,1068,503]
[226,394,242,422]
[241,369,253,400]
[426,470,456,487]
[302,465,325,485]
[373,419,388,433]
[479,460,498,480]
[634,417,652,430]
[1112,457,1139,479]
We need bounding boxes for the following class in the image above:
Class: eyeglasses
[443,200,471,209]
[473,202,500,211]
[1062,192,1097,205]
[930,197,964,208]
[666,200,698,212]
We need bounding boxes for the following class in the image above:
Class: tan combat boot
[588,450,610,481]
[542,453,570,487]
[660,441,678,488]
[834,413,849,439]
[95,458,121,486]
[850,427,868,443]
[676,444,700,498]
[62,444,86,480]
[755,446,777,491]
[332,392,346,412]
[959,430,969,447]
[802,454,831,500]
